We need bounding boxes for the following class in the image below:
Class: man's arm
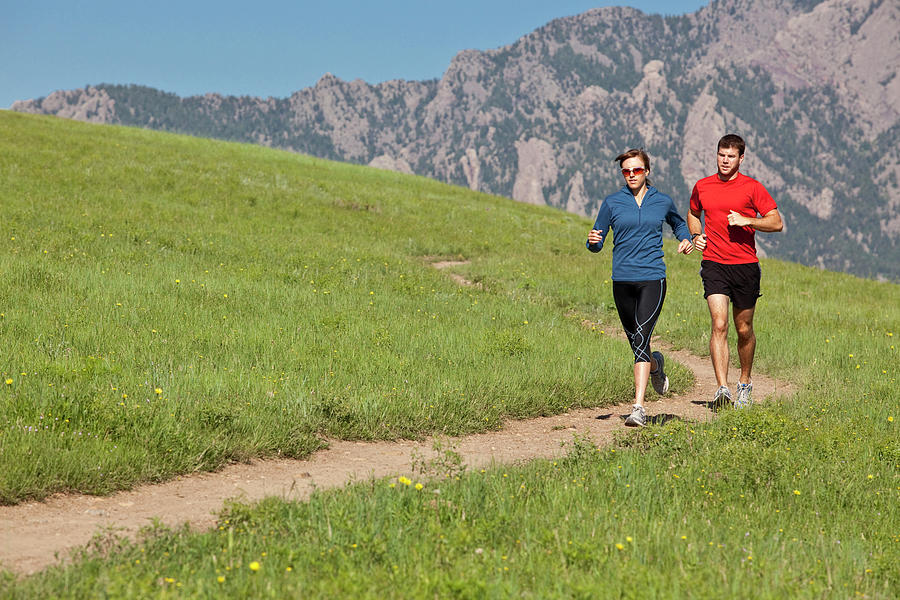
[687,209,707,251]
[727,208,783,232]
[687,209,703,236]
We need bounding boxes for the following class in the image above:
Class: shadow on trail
[691,399,730,413]
[594,412,685,426]
[645,413,684,426]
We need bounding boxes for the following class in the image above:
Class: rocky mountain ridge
[12,0,900,280]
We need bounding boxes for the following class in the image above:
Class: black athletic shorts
[700,260,761,309]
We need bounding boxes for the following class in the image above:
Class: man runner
[688,134,783,407]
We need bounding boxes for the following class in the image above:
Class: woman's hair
[614,148,650,169]
[614,148,651,185]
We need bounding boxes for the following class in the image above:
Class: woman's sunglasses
[621,167,647,176]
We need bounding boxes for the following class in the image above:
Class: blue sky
[2,1,709,109]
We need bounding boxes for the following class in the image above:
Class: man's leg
[707,294,731,387]
[733,306,756,384]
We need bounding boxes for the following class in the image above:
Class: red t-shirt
[689,173,778,264]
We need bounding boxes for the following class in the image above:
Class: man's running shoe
[713,385,732,407]
[735,382,753,408]
[624,404,646,427]
[650,351,670,395]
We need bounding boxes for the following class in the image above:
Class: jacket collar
[617,184,657,200]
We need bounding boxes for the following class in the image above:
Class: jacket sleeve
[587,200,611,253]
[665,199,690,241]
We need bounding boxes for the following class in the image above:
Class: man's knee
[736,323,754,342]
[733,308,755,338]
[711,318,729,336]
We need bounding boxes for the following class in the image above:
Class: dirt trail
[0,339,795,576]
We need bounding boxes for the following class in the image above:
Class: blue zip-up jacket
[586,185,690,281]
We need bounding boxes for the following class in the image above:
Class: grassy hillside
[0,112,897,598]
[1,110,690,502]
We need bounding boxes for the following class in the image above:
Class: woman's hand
[588,229,603,244]
[678,239,694,254]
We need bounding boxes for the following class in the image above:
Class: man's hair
[717,134,745,156]
[614,148,650,170]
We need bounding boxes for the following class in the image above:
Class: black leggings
[612,279,667,364]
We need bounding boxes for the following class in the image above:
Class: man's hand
[692,233,707,251]
[588,229,603,244]
[727,210,752,227]
[678,239,694,254]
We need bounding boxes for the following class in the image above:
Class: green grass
[1,111,897,598]
[0,111,640,502]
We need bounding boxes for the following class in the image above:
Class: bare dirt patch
[0,264,796,576]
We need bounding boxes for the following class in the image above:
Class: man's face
[717,146,744,180]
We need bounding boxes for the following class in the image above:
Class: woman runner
[587,149,694,426]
